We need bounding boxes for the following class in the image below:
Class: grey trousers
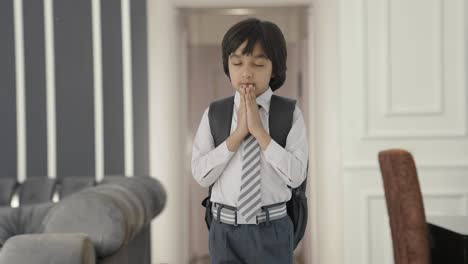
[208,216,294,264]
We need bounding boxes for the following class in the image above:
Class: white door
[340,0,468,263]
[184,8,309,263]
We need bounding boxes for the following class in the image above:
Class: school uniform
[192,88,308,264]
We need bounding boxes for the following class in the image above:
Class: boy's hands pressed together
[226,84,272,152]
[236,86,249,137]
[244,85,263,135]
[226,85,249,152]
[245,85,271,151]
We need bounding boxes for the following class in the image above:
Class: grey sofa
[0,176,166,264]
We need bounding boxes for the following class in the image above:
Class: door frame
[147,1,342,263]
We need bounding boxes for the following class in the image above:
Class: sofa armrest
[0,233,95,264]
[42,176,166,258]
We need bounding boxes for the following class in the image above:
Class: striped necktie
[238,133,262,223]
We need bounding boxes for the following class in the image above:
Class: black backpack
[201,94,308,249]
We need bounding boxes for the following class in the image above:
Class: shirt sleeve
[191,107,235,188]
[263,105,309,188]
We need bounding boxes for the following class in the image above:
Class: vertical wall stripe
[131,0,149,176]
[24,0,47,177]
[0,0,17,178]
[92,0,104,181]
[102,0,124,176]
[55,0,95,177]
[122,0,134,177]
[14,0,27,183]
[44,0,57,179]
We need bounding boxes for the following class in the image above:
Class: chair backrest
[378,149,430,264]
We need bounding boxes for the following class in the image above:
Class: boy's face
[228,40,273,97]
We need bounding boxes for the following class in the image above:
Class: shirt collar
[234,87,273,113]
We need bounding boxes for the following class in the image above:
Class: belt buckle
[234,210,238,226]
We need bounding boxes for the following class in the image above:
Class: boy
[191,18,308,264]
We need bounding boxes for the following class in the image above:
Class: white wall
[147,1,188,263]
[340,0,468,263]
[148,1,468,264]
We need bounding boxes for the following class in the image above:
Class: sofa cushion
[59,176,95,198]
[0,202,53,247]
[0,207,14,247]
[0,179,16,207]
[19,178,56,205]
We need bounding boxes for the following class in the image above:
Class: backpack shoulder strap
[269,95,305,191]
[208,96,234,147]
[269,94,296,148]
[206,96,234,195]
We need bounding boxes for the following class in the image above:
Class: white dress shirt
[191,88,308,224]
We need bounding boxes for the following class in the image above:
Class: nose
[241,66,253,79]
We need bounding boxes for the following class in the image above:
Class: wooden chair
[378,149,430,264]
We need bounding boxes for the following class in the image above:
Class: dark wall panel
[131,0,149,176]
[0,0,17,178]
[1,0,149,180]
[102,0,124,175]
[24,0,47,177]
[55,0,95,177]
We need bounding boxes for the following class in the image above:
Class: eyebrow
[230,53,268,59]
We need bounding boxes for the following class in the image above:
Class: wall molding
[362,190,468,264]
[383,0,444,116]
[360,0,467,139]
[361,128,468,139]
[344,161,468,170]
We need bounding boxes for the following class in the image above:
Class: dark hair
[221,18,287,91]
